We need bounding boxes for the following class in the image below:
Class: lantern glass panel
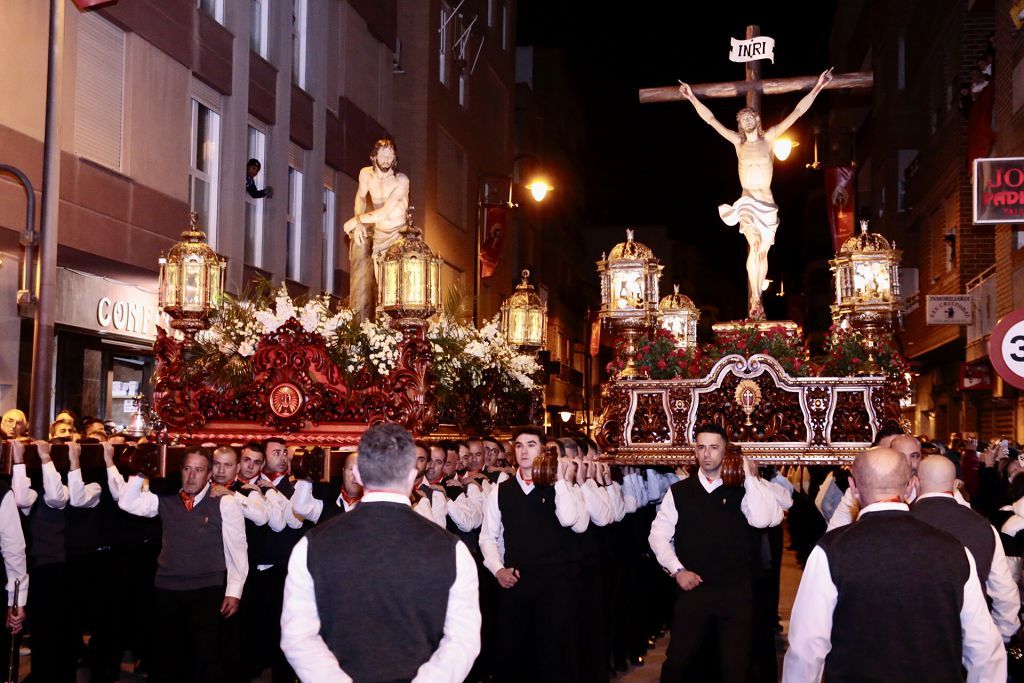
[164,263,178,308]
[527,309,543,346]
[428,260,440,308]
[403,257,426,306]
[507,309,526,346]
[382,261,399,307]
[209,263,223,309]
[611,267,644,311]
[853,260,891,302]
[183,261,204,309]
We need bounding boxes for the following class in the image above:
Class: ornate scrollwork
[596,383,629,451]
[830,390,873,443]
[695,371,805,443]
[629,392,672,444]
[805,386,831,446]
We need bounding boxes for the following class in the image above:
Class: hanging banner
[973,157,1024,224]
[825,166,855,251]
[479,205,507,279]
[729,36,775,64]
[589,311,602,357]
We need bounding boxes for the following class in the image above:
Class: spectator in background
[245,159,273,199]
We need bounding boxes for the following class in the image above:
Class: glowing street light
[525,178,553,202]
[773,137,799,161]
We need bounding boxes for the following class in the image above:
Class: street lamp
[772,137,799,161]
[157,213,227,344]
[377,208,442,329]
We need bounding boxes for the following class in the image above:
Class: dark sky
[516,2,841,322]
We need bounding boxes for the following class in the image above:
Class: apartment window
[250,0,269,57]
[292,0,307,87]
[488,0,497,27]
[459,72,469,108]
[501,2,509,51]
[74,12,125,172]
[896,30,906,91]
[944,227,956,273]
[322,187,337,294]
[287,167,304,281]
[436,129,466,229]
[189,99,221,247]
[244,125,267,267]
[439,2,452,86]
[1015,231,1024,251]
[199,0,224,24]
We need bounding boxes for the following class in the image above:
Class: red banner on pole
[589,311,602,357]
[479,204,507,279]
[71,0,117,9]
[825,166,855,252]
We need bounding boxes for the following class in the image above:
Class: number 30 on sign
[990,308,1024,390]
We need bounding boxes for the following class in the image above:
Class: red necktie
[523,479,533,486]
[179,491,195,512]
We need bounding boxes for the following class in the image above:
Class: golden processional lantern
[597,228,663,378]
[501,269,547,351]
[829,219,902,373]
[658,284,700,350]
[157,213,226,343]
[378,208,442,328]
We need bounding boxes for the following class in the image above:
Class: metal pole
[473,180,483,326]
[0,166,37,308]
[30,0,64,439]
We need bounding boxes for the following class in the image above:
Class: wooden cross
[638,25,872,108]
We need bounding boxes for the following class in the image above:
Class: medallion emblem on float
[270,383,304,418]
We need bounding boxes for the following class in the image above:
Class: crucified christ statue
[678,67,833,319]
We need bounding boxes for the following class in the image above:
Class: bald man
[825,434,969,531]
[911,455,1020,641]
[784,448,1005,682]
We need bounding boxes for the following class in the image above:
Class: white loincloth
[718,196,779,247]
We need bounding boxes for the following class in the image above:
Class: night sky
[516,2,842,325]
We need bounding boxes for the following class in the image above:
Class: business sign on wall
[55,267,164,343]
[973,157,1024,224]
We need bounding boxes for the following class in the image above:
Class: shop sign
[974,157,1024,224]
[926,295,973,325]
[56,268,163,342]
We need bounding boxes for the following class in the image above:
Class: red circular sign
[989,307,1024,391]
[269,383,304,418]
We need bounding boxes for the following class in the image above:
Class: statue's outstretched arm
[679,82,741,145]
[767,68,834,141]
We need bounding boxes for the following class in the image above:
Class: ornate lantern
[378,209,442,328]
[157,213,227,343]
[658,284,700,350]
[829,219,902,373]
[597,228,663,378]
[500,269,547,351]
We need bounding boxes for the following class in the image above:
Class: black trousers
[660,581,753,683]
[576,563,609,683]
[249,564,297,683]
[495,572,576,683]
[152,585,226,683]
[27,562,76,683]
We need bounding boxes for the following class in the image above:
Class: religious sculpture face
[372,142,397,174]
[735,107,763,138]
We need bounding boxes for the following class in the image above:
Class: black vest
[670,476,754,586]
[155,490,226,591]
[23,472,66,569]
[229,481,263,569]
[251,476,308,567]
[314,482,346,524]
[911,495,995,589]
[497,478,572,577]
[819,509,968,683]
[306,501,458,682]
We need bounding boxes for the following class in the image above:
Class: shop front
[49,267,162,431]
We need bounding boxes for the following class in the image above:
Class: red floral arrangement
[820,326,910,391]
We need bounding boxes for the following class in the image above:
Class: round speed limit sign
[990,307,1024,391]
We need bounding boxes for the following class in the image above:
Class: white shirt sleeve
[412,541,482,682]
[826,488,858,532]
[116,476,159,518]
[781,545,836,683]
[554,479,582,530]
[40,461,69,509]
[68,469,102,509]
[607,481,626,522]
[767,479,794,512]
[219,495,249,599]
[479,486,505,576]
[961,549,1008,682]
[263,488,291,532]
[289,480,324,524]
[985,525,1021,641]
[280,537,352,682]
[446,490,481,533]
[569,484,590,534]
[235,489,270,526]
[0,492,28,607]
[11,464,39,514]
[580,480,615,527]
[621,475,639,514]
[430,490,448,528]
[648,491,684,574]
[740,476,784,528]
[106,465,126,502]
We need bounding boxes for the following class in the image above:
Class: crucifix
[639,25,872,320]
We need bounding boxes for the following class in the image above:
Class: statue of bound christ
[678,67,833,319]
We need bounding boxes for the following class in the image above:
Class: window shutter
[74,13,125,172]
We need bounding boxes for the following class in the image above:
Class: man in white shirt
[479,425,586,682]
[0,440,28,681]
[783,447,1005,682]
[648,424,783,683]
[282,423,480,682]
[118,447,248,683]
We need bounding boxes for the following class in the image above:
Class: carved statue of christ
[678,67,833,319]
